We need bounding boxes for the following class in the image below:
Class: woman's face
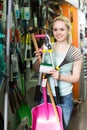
[53,20,69,43]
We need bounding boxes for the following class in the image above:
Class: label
[42,79,47,87]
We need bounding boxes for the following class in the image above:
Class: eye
[60,28,64,31]
[53,28,57,31]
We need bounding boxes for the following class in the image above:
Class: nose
[56,29,60,35]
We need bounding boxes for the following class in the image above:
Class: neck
[57,42,67,46]
[53,42,70,52]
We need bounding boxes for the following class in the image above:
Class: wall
[61,4,80,99]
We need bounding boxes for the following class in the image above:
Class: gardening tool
[60,45,82,66]
[9,82,17,113]
[44,34,61,103]
[12,82,32,127]
[44,34,82,67]
[12,0,24,96]
[9,31,32,127]
[44,35,82,103]
[32,73,63,130]
[9,80,32,127]
[26,34,33,71]
[30,30,63,126]
[9,44,32,126]
[33,34,46,102]
[16,103,32,127]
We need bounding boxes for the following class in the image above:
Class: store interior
[0,0,87,130]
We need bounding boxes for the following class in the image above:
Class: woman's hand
[48,69,60,80]
[34,49,43,59]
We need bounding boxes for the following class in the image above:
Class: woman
[35,15,82,130]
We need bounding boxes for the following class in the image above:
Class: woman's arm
[49,59,82,83]
[59,59,82,83]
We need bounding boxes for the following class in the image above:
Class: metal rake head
[59,45,82,67]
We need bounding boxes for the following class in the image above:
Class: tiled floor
[68,101,87,130]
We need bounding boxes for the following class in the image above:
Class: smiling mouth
[57,36,63,39]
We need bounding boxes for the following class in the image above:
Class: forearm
[59,73,80,83]
[59,60,82,83]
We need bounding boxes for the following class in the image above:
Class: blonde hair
[53,15,72,44]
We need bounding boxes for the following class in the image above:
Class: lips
[56,35,63,40]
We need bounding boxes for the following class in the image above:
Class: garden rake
[45,35,82,104]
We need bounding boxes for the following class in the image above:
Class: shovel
[13,83,32,127]
[30,29,63,122]
[9,81,32,127]
[32,74,63,130]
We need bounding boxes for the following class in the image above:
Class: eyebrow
[53,27,66,30]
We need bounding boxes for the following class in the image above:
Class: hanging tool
[9,81,17,113]
[13,82,32,127]
[26,33,33,71]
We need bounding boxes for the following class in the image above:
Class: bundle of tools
[9,81,32,128]
[30,31,64,130]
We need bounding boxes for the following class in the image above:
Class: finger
[49,70,56,73]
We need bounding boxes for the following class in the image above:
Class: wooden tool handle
[31,32,41,63]
[29,27,42,63]
[47,82,59,123]
[31,30,59,122]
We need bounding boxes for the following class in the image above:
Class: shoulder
[70,45,82,60]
